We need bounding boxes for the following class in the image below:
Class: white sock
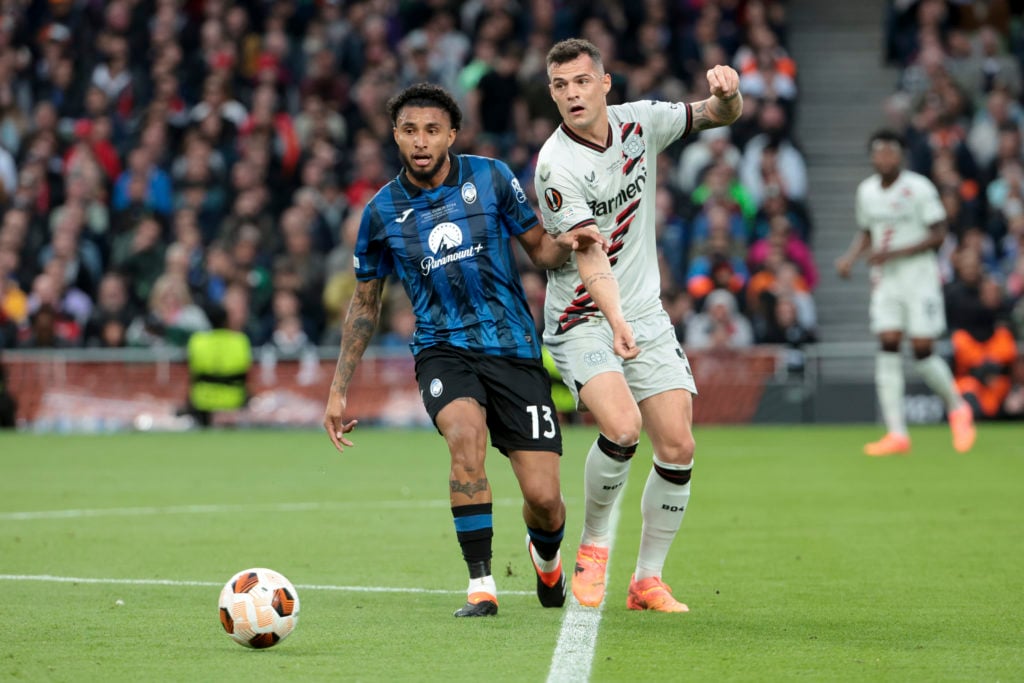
[635,456,692,581]
[529,542,560,573]
[467,575,496,598]
[915,355,962,411]
[876,352,907,436]
[581,436,634,547]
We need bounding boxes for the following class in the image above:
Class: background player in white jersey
[534,38,742,613]
[836,129,975,456]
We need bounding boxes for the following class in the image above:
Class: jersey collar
[560,121,613,152]
[398,153,461,197]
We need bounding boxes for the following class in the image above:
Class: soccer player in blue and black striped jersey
[323,83,612,617]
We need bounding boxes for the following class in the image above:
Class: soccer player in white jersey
[836,129,976,456]
[534,38,742,613]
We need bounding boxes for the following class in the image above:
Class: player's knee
[525,488,564,524]
[444,419,486,451]
[911,344,934,360]
[880,339,901,353]
[600,419,642,451]
[658,433,696,466]
[446,425,487,473]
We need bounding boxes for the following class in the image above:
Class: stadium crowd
[884,0,1024,418]
[0,0,815,364]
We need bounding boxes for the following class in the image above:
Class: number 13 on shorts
[526,405,557,439]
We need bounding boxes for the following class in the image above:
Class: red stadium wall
[1,349,780,430]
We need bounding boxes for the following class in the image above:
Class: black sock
[452,503,492,577]
[527,522,564,561]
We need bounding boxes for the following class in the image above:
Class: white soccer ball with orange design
[218,567,300,648]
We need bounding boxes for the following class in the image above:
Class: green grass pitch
[1,424,1022,682]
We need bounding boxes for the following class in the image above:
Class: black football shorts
[414,344,562,456]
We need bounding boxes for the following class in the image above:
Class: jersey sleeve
[915,176,947,226]
[534,154,596,236]
[352,203,393,281]
[619,100,693,153]
[493,160,539,237]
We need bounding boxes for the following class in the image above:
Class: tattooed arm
[323,278,385,452]
[575,243,639,360]
[690,64,744,132]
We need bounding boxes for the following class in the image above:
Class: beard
[402,151,448,184]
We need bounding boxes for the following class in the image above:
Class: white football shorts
[869,276,946,338]
[544,310,698,407]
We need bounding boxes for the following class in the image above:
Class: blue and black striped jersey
[354,154,541,359]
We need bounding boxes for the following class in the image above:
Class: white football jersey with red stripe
[535,100,692,336]
[855,169,946,284]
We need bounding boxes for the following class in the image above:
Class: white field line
[0,574,535,596]
[0,498,525,522]
[546,486,626,683]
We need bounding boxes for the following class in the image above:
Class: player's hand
[323,391,358,453]
[612,322,639,360]
[834,255,854,279]
[707,65,740,100]
[557,227,609,253]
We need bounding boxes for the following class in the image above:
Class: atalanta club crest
[461,182,477,204]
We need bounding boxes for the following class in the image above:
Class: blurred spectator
[760,295,817,373]
[750,182,812,241]
[29,261,91,331]
[685,289,754,350]
[976,25,1022,98]
[39,215,103,296]
[196,240,236,310]
[950,276,1017,419]
[112,147,173,217]
[747,248,812,333]
[692,162,758,226]
[258,286,319,385]
[83,272,135,348]
[126,273,210,347]
[748,214,818,289]
[111,215,165,307]
[677,127,742,195]
[739,101,807,203]
[966,89,1023,172]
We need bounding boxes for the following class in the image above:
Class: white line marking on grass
[0,498,524,522]
[0,574,534,596]
[546,487,625,683]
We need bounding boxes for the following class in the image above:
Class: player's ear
[447,127,457,147]
[602,72,611,94]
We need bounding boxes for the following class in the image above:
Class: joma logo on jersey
[587,172,646,217]
[422,222,483,275]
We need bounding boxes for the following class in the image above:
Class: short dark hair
[546,38,604,73]
[868,129,905,151]
[386,83,462,131]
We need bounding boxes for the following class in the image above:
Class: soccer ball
[218,567,300,649]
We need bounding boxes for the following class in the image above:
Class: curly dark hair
[385,83,462,131]
[546,38,604,73]
[868,128,905,151]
